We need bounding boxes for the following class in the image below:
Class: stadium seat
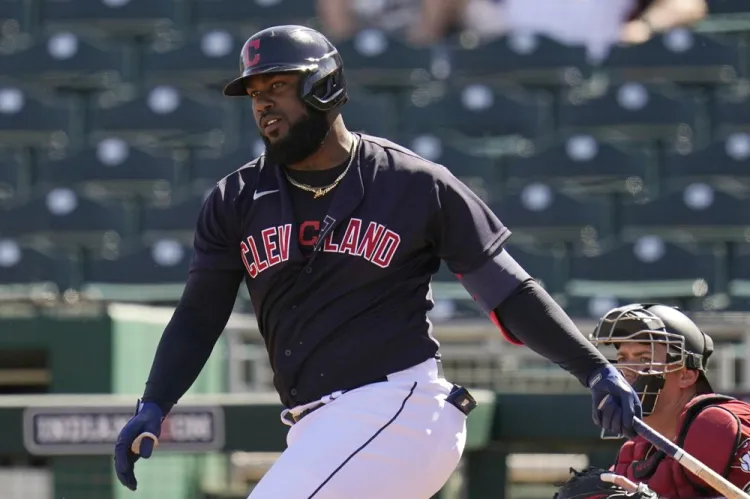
[620,184,750,243]
[504,135,651,195]
[602,30,741,85]
[0,155,26,205]
[0,87,74,148]
[728,244,750,299]
[401,82,553,143]
[0,188,133,249]
[713,85,750,138]
[0,239,76,301]
[405,134,498,192]
[89,85,231,148]
[142,29,242,91]
[708,0,750,15]
[81,239,192,303]
[191,139,264,190]
[490,183,614,244]
[140,192,206,245]
[335,29,437,89]
[189,0,316,30]
[0,0,27,30]
[37,138,178,200]
[0,32,125,91]
[558,82,703,144]
[566,237,720,300]
[342,89,399,138]
[39,0,178,37]
[662,133,750,191]
[449,33,591,87]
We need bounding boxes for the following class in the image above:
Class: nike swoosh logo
[253,189,279,200]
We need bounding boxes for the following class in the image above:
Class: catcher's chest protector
[614,394,750,498]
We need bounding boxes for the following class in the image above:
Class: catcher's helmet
[222,25,348,112]
[590,304,714,417]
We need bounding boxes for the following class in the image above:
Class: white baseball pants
[247,357,467,499]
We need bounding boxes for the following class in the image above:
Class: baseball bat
[130,432,159,455]
[633,417,750,499]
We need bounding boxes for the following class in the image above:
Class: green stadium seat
[713,85,750,139]
[558,82,704,144]
[37,138,178,200]
[448,33,591,87]
[140,192,205,245]
[0,155,26,205]
[620,185,750,243]
[0,239,76,301]
[335,29,437,89]
[504,135,651,195]
[662,133,750,191]
[142,29,242,91]
[0,87,74,148]
[728,244,750,299]
[602,30,742,85]
[566,237,722,300]
[708,0,750,15]
[0,0,26,29]
[0,188,133,250]
[341,89,399,138]
[40,0,178,37]
[400,82,553,142]
[191,140,264,190]
[89,85,231,148]
[0,32,125,91]
[189,0,316,31]
[490,183,614,244]
[81,239,192,303]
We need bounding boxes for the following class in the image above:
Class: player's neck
[644,388,698,441]
[287,118,353,172]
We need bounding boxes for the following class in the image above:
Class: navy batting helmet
[222,25,348,112]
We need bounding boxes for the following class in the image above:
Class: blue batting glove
[588,364,643,438]
[113,400,164,491]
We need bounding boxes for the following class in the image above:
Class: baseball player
[113,25,642,498]
[557,304,750,499]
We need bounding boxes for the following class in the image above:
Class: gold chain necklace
[284,136,357,199]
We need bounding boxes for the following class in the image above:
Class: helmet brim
[222,63,314,97]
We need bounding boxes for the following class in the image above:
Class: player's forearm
[142,269,243,414]
[493,279,610,386]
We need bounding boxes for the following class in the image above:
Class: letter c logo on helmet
[223,25,348,113]
[243,39,261,68]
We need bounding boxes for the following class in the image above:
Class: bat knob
[130,432,159,455]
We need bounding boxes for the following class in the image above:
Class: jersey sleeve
[190,177,245,273]
[428,165,521,313]
[683,406,744,492]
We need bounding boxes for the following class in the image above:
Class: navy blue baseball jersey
[192,133,513,407]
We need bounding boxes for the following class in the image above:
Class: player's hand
[620,19,653,45]
[588,364,643,438]
[113,400,164,491]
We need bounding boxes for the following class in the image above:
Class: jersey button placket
[284,349,292,357]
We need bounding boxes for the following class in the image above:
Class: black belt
[291,360,475,424]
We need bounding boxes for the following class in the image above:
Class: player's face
[245,72,332,166]
[615,342,668,384]
[616,342,690,416]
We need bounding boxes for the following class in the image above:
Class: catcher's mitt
[553,467,658,499]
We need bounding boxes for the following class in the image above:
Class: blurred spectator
[317,0,463,45]
[461,0,707,61]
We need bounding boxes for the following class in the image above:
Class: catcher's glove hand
[553,467,658,499]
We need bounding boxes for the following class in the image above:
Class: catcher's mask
[590,304,713,422]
